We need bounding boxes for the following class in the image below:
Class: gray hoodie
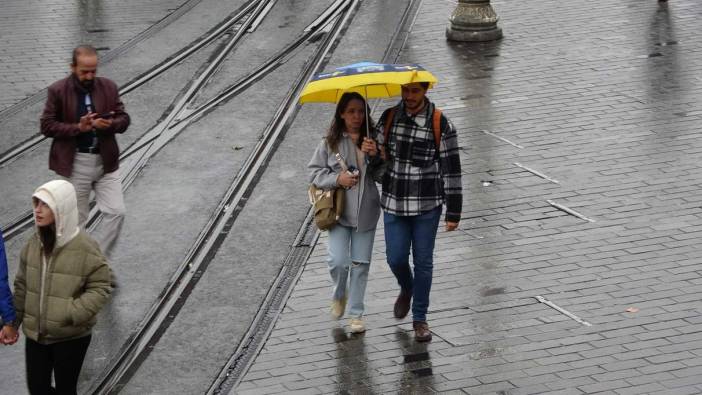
[308,135,384,232]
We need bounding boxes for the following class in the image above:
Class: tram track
[0,0,267,240]
[207,1,423,392]
[0,0,206,124]
[84,0,357,393]
[0,0,261,169]
[0,0,348,242]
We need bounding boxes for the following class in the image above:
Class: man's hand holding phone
[91,111,114,130]
[78,113,93,133]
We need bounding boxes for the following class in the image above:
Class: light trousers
[326,224,375,318]
[62,152,125,256]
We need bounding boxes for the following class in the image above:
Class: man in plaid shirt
[377,82,462,342]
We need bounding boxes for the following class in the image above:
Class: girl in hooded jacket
[308,92,384,333]
[13,179,112,395]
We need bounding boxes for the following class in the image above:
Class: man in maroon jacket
[40,45,130,256]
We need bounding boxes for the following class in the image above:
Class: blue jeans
[384,205,442,322]
[327,225,375,318]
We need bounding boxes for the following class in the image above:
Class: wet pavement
[237,0,702,394]
[0,0,193,112]
[0,0,701,394]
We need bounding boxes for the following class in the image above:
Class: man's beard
[80,79,95,90]
[405,99,424,112]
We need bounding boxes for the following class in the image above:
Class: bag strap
[383,107,442,148]
[432,108,442,149]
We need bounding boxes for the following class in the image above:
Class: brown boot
[393,289,411,319]
[413,321,432,342]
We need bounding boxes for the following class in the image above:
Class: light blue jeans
[326,224,375,318]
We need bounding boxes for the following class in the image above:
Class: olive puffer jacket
[13,180,111,344]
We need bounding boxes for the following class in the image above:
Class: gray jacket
[308,135,384,232]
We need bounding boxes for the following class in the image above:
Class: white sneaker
[330,297,347,320]
[350,317,366,333]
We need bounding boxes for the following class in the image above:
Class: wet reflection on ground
[395,328,435,394]
[332,327,377,394]
[646,1,679,109]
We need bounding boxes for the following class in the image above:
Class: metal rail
[86,1,355,393]
[206,2,359,392]
[0,0,265,240]
[86,3,272,393]
[0,0,205,125]
[206,0,436,391]
[0,0,260,169]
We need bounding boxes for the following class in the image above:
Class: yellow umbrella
[300,62,438,104]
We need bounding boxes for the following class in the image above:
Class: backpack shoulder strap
[432,108,442,148]
[383,107,396,146]
[384,106,442,148]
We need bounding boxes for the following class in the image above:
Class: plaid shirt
[376,99,462,222]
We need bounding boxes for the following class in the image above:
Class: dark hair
[39,225,56,256]
[33,197,56,255]
[419,82,430,90]
[71,45,98,66]
[326,92,374,152]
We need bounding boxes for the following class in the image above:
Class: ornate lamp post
[446,0,502,42]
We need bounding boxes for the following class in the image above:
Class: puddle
[471,347,504,360]
[480,287,506,297]
[411,368,433,377]
[404,352,430,363]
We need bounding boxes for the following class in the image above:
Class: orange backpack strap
[383,107,396,147]
[432,108,442,149]
[384,107,442,149]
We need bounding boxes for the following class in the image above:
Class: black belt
[77,147,100,154]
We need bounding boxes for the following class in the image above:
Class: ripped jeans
[326,224,375,318]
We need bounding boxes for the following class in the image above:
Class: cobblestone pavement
[238,0,702,393]
[0,0,191,112]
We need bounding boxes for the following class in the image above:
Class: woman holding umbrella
[308,92,384,333]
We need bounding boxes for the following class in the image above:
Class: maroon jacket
[40,75,130,177]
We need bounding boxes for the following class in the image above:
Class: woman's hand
[361,137,377,157]
[337,171,359,188]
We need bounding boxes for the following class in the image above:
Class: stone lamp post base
[446,0,503,42]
